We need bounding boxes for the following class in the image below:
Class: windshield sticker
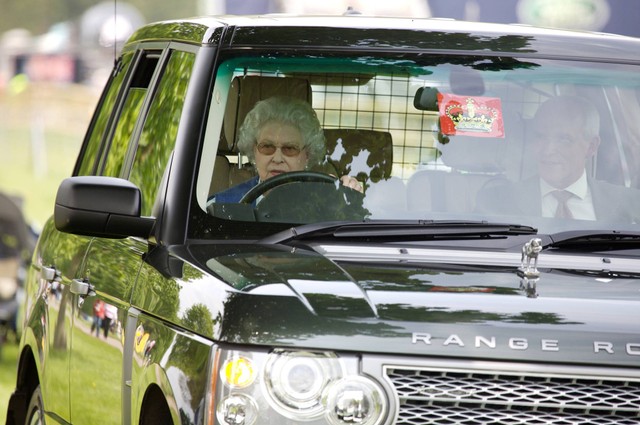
[438,94,504,138]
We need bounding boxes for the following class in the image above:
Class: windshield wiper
[260,220,537,244]
[547,230,640,251]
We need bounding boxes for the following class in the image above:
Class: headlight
[263,350,344,420]
[216,394,258,425]
[324,376,386,425]
[210,348,390,425]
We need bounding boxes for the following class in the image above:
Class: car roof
[126,14,640,63]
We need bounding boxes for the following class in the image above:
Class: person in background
[102,303,117,339]
[91,299,105,338]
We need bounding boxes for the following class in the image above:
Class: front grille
[385,366,640,424]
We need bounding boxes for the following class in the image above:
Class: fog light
[324,376,386,425]
[216,394,258,425]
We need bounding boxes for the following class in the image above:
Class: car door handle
[70,278,95,297]
[41,266,60,282]
[71,278,95,308]
[41,266,61,302]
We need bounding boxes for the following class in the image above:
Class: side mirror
[54,176,155,238]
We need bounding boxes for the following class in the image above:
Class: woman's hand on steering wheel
[338,175,364,193]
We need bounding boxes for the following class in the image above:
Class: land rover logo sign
[516,0,611,32]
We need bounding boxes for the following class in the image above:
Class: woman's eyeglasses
[256,142,303,157]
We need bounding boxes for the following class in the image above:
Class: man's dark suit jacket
[475,176,640,223]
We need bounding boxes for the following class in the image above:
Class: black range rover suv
[6,14,640,425]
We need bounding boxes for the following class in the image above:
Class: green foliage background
[0,0,199,35]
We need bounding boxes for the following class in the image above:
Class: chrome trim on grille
[362,356,640,425]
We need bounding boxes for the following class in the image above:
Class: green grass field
[0,325,122,423]
[1,336,19,423]
[0,83,99,421]
[0,83,98,229]
[0,127,82,228]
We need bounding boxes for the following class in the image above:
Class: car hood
[184,242,640,367]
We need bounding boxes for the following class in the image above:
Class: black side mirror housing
[54,176,155,238]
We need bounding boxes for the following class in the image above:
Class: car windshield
[193,52,640,239]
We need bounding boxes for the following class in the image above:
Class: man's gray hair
[537,95,600,139]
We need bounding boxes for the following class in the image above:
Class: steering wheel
[239,171,337,204]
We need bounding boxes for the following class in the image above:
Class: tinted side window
[130,50,196,216]
[75,53,133,176]
[102,51,162,178]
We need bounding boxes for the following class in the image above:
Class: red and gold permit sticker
[438,93,505,138]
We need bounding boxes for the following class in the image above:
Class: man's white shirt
[540,171,596,220]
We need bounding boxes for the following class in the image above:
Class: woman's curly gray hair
[237,96,326,166]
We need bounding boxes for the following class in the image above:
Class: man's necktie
[552,190,574,219]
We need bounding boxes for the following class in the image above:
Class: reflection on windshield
[201,54,640,237]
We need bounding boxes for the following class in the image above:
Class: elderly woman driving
[210,96,362,203]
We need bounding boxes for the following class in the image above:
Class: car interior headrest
[222,75,313,152]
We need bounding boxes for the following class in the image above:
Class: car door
[68,47,197,424]
[29,51,134,424]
